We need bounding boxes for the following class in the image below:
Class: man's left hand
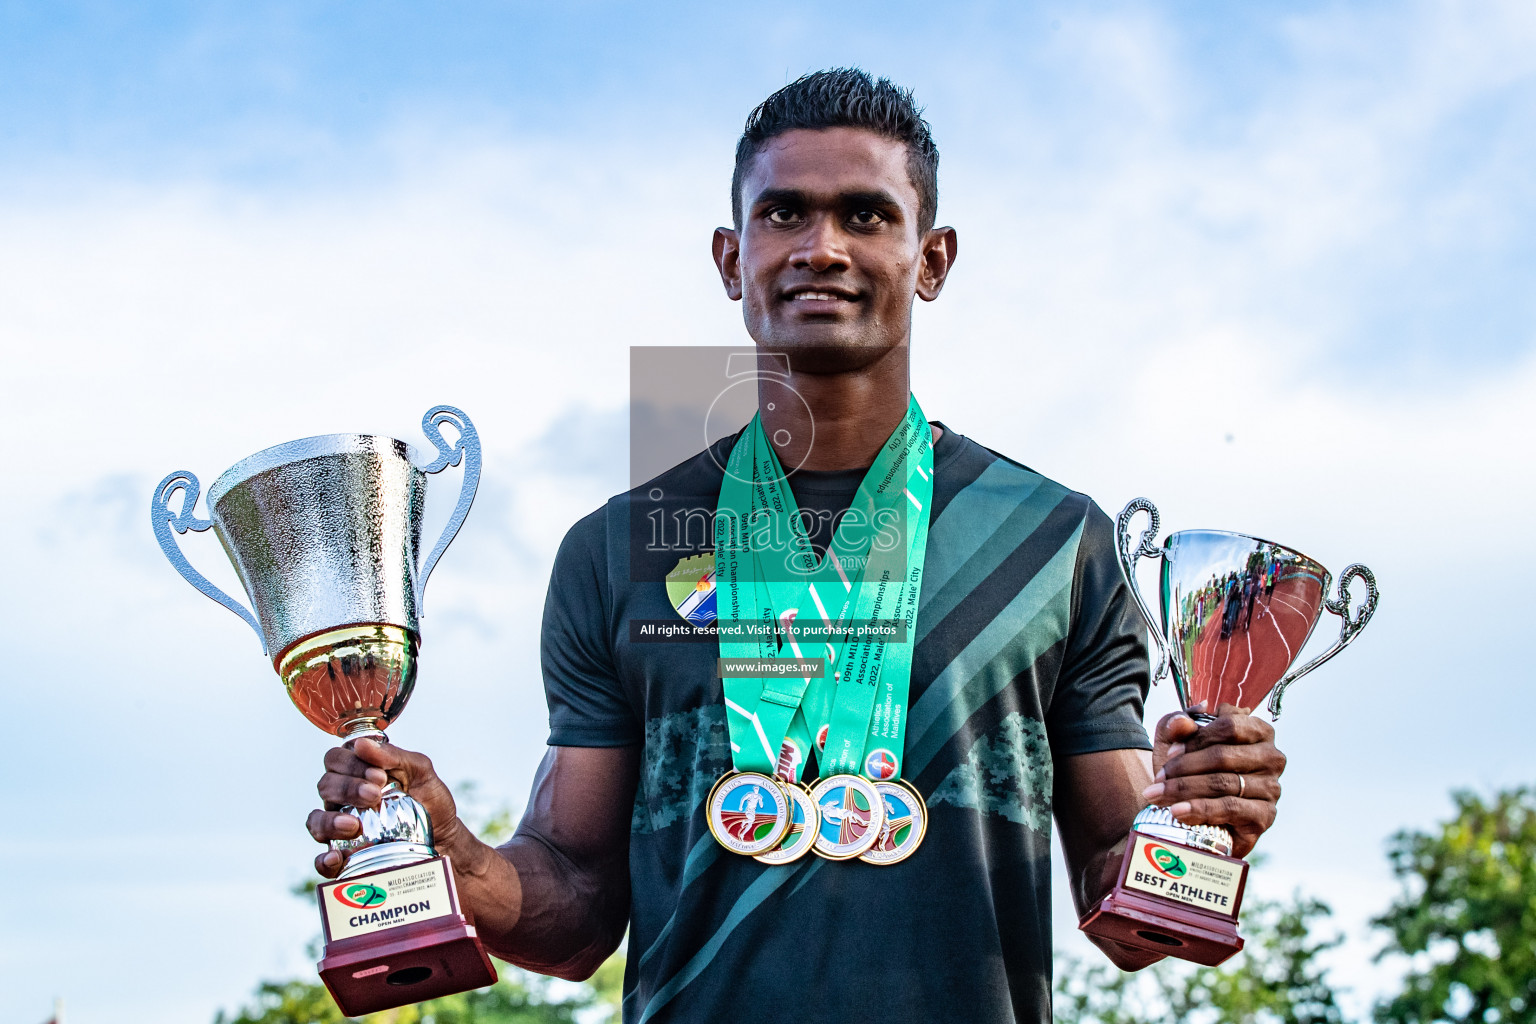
[1141,703,1285,858]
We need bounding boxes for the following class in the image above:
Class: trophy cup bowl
[207,432,427,739]
[151,405,497,1014]
[1079,497,1379,965]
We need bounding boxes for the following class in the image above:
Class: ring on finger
[1236,773,1247,798]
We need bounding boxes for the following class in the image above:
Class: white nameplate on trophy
[320,859,457,942]
[1123,834,1243,918]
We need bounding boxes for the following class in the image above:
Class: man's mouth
[783,287,859,305]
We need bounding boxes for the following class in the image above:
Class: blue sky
[2,3,1534,1022]
[0,2,1303,149]
[6,0,1531,380]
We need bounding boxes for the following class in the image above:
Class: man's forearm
[1076,832,1166,971]
[448,825,629,981]
[1057,748,1166,971]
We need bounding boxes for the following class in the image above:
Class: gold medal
[753,781,819,865]
[858,779,928,866]
[706,771,791,856]
[809,774,885,860]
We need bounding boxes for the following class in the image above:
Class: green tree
[215,979,349,1024]
[1056,892,1345,1024]
[1373,787,1536,1024]
[213,962,608,1024]
[586,951,625,1020]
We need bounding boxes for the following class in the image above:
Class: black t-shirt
[540,424,1152,1024]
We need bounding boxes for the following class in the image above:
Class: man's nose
[791,215,850,273]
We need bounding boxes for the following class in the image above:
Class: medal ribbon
[715,396,933,782]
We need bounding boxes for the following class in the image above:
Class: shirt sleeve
[1046,499,1154,756]
[541,506,641,747]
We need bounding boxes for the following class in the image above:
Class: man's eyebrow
[839,189,902,212]
[748,187,904,212]
[750,187,810,210]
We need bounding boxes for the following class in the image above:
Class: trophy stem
[340,839,439,878]
[333,781,439,877]
[327,724,438,876]
[1137,709,1231,854]
[1132,805,1234,856]
[341,721,390,746]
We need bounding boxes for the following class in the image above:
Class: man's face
[713,127,955,372]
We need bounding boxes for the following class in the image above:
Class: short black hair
[732,68,939,232]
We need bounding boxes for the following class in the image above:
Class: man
[737,785,765,840]
[309,69,1285,1022]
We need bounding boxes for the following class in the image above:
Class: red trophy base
[1080,830,1249,967]
[316,855,497,1016]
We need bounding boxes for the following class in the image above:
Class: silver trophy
[1115,497,1379,855]
[151,405,481,877]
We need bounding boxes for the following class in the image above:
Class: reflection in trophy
[150,405,497,1015]
[1079,497,1379,965]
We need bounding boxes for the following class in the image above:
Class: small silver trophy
[151,405,497,1013]
[1079,496,1379,965]
[1116,496,1379,850]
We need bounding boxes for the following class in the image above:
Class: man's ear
[916,226,958,302]
[713,227,743,301]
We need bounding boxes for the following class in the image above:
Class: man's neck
[757,344,941,471]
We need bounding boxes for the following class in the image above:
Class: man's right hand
[306,738,474,879]
[304,740,639,982]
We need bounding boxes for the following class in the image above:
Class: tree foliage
[1056,893,1345,1024]
[1373,787,1536,1024]
[216,979,349,1024]
[213,957,620,1024]
[228,782,1536,1024]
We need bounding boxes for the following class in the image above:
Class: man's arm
[1055,745,1163,971]
[307,738,637,981]
[1054,704,1285,971]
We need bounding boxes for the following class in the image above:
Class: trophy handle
[151,470,268,654]
[1115,498,1172,686]
[415,404,482,613]
[1266,563,1379,718]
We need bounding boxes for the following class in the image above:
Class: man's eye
[850,210,885,226]
[767,208,800,224]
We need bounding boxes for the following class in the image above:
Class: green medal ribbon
[715,396,933,783]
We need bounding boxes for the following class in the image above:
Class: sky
[2,1,1534,1021]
